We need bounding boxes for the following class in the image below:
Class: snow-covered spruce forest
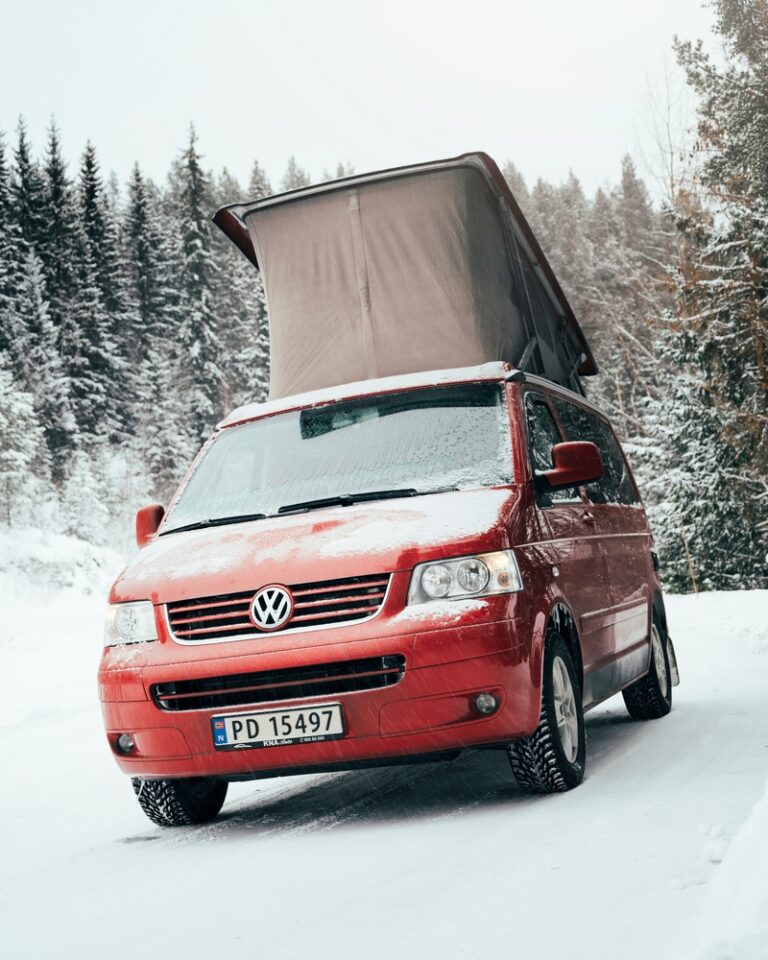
[0,5,766,591]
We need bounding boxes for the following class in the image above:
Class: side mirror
[542,441,603,490]
[135,504,165,548]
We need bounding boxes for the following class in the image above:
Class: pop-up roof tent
[213,152,597,400]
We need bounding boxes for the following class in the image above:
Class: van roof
[219,361,514,429]
[217,361,606,430]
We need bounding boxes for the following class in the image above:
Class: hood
[111,487,521,604]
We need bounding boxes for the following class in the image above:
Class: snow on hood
[110,487,518,604]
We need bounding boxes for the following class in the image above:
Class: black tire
[622,615,672,720]
[507,630,586,793]
[131,777,228,827]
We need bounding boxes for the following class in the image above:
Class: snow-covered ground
[1,536,767,960]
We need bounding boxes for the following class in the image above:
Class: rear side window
[524,393,579,505]
[552,398,637,505]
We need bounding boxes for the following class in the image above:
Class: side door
[552,397,652,697]
[523,390,613,702]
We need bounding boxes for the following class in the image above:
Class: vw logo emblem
[250,585,294,631]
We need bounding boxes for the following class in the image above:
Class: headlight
[407,550,523,605]
[421,563,453,598]
[104,601,158,646]
[456,558,490,593]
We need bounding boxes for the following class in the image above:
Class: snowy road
[2,577,767,960]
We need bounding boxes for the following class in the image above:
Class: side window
[553,398,637,505]
[524,393,577,505]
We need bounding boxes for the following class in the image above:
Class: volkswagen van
[99,362,678,826]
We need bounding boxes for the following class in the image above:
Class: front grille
[151,654,406,712]
[166,573,391,642]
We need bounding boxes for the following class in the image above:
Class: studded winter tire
[622,615,672,720]
[507,630,586,793]
[131,777,228,827]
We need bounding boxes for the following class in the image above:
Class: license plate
[211,703,345,750]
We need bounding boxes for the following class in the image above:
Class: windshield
[162,383,512,534]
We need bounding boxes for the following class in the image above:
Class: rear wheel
[622,617,672,720]
[507,630,586,793]
[131,777,228,827]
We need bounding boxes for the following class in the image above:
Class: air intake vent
[151,654,406,712]
[166,573,391,642]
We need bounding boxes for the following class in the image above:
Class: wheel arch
[652,590,668,640]
[547,601,584,694]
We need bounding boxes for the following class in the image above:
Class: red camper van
[99,155,678,826]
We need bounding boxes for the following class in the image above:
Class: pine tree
[59,447,110,544]
[211,167,270,410]
[79,142,129,316]
[172,127,222,443]
[280,155,310,191]
[528,173,593,327]
[124,163,180,361]
[10,250,75,476]
[322,161,355,182]
[243,160,273,400]
[335,161,355,178]
[124,163,192,498]
[0,131,25,356]
[63,243,120,441]
[502,160,530,215]
[248,160,272,199]
[58,142,127,444]
[213,166,242,210]
[582,186,629,424]
[106,170,121,217]
[0,354,51,527]
[1,129,75,475]
[616,155,655,253]
[661,0,768,588]
[37,122,80,337]
[585,162,672,437]
[11,119,46,255]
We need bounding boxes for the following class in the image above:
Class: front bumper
[100,613,540,780]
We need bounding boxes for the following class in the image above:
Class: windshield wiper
[277,487,458,515]
[278,489,417,514]
[162,486,461,532]
[160,512,267,535]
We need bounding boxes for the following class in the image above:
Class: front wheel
[131,777,228,827]
[507,630,586,793]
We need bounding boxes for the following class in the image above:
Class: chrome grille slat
[172,608,251,627]
[175,621,255,637]
[169,596,252,615]
[293,591,386,610]
[166,573,391,642]
[292,578,389,598]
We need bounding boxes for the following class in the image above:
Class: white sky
[1,0,715,200]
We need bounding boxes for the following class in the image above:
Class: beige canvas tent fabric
[214,155,596,400]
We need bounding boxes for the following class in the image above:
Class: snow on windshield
[164,383,511,532]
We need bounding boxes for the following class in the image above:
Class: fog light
[474,692,498,716]
[116,733,136,754]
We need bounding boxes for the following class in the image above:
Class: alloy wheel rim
[651,623,668,692]
[552,655,579,763]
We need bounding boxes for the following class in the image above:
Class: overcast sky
[2,0,715,200]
